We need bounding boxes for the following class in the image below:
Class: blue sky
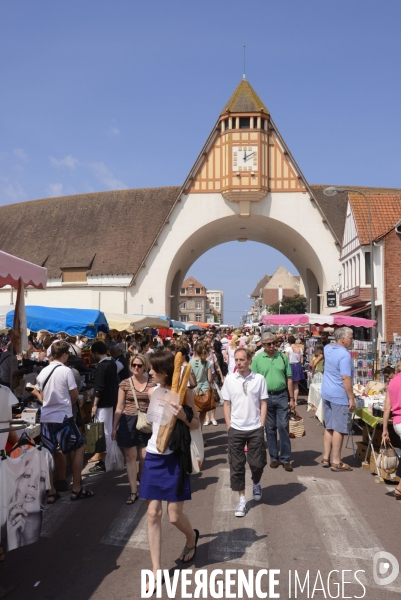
[1,1,400,322]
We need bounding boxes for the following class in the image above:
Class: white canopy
[0,250,47,289]
[105,313,170,332]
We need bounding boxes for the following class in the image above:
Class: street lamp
[323,186,376,360]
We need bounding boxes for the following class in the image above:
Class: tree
[269,294,307,315]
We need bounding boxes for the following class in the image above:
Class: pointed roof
[220,79,269,115]
[250,275,271,298]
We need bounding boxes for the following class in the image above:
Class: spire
[220,79,269,116]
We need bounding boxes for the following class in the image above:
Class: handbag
[190,426,204,474]
[193,363,216,413]
[129,377,152,434]
[85,419,106,453]
[377,441,399,473]
[288,409,306,438]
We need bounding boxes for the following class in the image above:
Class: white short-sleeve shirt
[36,362,77,423]
[221,370,268,431]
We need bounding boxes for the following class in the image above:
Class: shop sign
[340,286,360,302]
[326,291,337,307]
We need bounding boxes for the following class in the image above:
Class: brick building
[335,187,401,342]
[179,276,212,323]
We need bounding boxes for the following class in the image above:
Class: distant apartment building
[179,277,212,323]
[206,289,224,323]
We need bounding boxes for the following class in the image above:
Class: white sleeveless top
[286,347,302,365]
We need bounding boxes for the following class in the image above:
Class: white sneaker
[253,482,262,501]
[212,420,218,426]
[235,501,247,517]
[204,421,210,426]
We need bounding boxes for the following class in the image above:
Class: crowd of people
[1,323,401,581]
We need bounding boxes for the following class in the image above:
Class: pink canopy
[260,313,376,328]
[0,250,47,289]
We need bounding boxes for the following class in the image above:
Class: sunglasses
[263,342,275,347]
[132,363,144,368]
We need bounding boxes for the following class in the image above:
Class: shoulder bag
[193,362,215,414]
[129,377,153,434]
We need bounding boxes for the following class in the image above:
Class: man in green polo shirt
[251,332,295,471]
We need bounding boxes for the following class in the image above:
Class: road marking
[41,467,103,538]
[207,468,268,568]
[101,498,149,549]
[299,476,401,592]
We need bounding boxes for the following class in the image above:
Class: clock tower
[184,78,306,217]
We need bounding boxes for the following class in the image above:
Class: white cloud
[13,148,28,162]
[50,155,79,169]
[89,162,127,190]
[109,126,120,135]
[46,183,64,197]
[3,181,26,202]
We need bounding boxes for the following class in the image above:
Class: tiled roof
[310,185,348,244]
[0,187,180,278]
[347,188,401,245]
[250,275,271,298]
[220,79,269,116]
[182,276,206,291]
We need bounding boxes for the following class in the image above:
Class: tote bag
[288,409,306,438]
[85,420,106,453]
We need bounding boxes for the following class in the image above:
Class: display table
[307,383,324,423]
[352,407,388,478]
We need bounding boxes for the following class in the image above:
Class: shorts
[41,415,85,455]
[322,399,350,434]
[117,413,152,448]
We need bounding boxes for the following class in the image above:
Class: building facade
[206,289,224,323]
[249,266,306,321]
[179,277,211,323]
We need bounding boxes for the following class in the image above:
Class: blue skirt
[290,362,304,382]
[139,451,191,502]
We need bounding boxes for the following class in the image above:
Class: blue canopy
[6,305,108,338]
[170,319,186,331]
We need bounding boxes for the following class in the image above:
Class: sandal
[126,492,139,505]
[394,489,401,500]
[180,529,199,564]
[321,459,330,468]
[70,488,95,501]
[331,462,353,472]
[47,492,61,504]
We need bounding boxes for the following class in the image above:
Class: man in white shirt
[36,341,94,503]
[221,347,268,517]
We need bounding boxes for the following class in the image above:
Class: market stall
[6,305,108,338]
[260,313,377,328]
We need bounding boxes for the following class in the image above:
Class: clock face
[232,146,258,171]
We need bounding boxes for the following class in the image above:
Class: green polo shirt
[251,350,292,393]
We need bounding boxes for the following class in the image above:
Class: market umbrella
[170,319,186,331]
[184,323,204,331]
[106,313,170,331]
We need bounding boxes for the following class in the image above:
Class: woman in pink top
[382,367,401,500]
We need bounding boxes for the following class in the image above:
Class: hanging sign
[327,291,337,308]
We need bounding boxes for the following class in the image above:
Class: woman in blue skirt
[140,351,200,584]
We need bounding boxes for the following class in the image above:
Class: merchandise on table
[351,340,373,386]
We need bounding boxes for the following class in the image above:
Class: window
[195,314,202,322]
[181,302,186,309]
[180,288,186,294]
[196,301,201,309]
[365,252,371,284]
[195,288,201,294]
[216,302,220,308]
[239,117,250,129]
[181,314,188,322]
[62,268,87,283]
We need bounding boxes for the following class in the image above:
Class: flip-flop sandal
[331,462,353,472]
[71,488,95,501]
[47,492,61,504]
[126,492,139,505]
[180,529,199,564]
[321,459,330,468]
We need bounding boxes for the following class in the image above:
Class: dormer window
[195,288,201,294]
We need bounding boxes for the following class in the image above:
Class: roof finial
[243,45,246,80]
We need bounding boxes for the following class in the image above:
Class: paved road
[1,401,401,600]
